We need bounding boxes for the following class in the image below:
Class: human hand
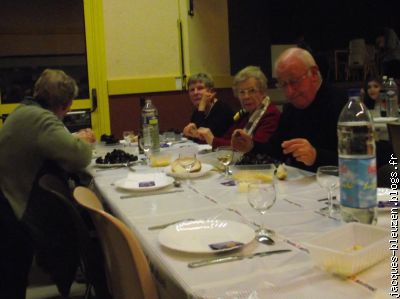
[231,129,253,153]
[197,127,214,145]
[76,128,96,144]
[281,138,316,166]
[183,123,199,138]
[198,91,217,111]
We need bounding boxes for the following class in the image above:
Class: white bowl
[305,223,390,277]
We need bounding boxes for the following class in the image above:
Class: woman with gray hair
[183,73,234,142]
[197,66,280,152]
[0,69,93,298]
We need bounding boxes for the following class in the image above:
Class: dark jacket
[252,82,347,171]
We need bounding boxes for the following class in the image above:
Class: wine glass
[216,146,234,177]
[317,166,340,217]
[247,180,276,245]
[139,137,152,165]
[123,130,135,148]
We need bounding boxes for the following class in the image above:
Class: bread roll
[171,159,202,173]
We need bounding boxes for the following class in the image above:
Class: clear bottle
[141,98,160,152]
[337,89,377,224]
[379,75,388,117]
[386,77,399,118]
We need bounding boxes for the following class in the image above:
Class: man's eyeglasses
[238,88,259,97]
[276,69,310,89]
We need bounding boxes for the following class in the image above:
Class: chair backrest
[387,122,400,159]
[73,186,159,299]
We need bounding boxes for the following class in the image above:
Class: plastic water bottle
[141,98,160,152]
[379,75,388,117]
[337,89,377,224]
[386,77,399,118]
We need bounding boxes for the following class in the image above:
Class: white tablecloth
[91,146,392,299]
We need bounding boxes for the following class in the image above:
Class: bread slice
[171,159,202,173]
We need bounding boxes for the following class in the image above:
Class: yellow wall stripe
[107,75,233,95]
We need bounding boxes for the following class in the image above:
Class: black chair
[377,122,400,187]
[387,122,400,159]
[37,174,111,299]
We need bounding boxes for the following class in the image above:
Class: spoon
[257,235,275,245]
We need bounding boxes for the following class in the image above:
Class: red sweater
[212,104,281,148]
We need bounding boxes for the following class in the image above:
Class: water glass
[247,179,276,244]
[317,166,340,217]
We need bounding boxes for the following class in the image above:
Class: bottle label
[143,116,158,125]
[339,157,377,208]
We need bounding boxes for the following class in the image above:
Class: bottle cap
[347,88,361,97]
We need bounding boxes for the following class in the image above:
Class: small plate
[158,219,255,253]
[377,188,396,211]
[114,173,174,191]
[95,161,137,168]
[373,117,398,123]
[166,163,214,179]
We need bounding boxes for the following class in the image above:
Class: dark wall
[228,0,400,78]
[109,89,240,139]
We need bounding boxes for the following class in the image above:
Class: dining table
[89,141,393,299]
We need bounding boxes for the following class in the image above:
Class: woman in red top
[197,66,280,150]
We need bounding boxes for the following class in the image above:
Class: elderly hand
[183,123,199,138]
[197,127,214,145]
[198,91,217,111]
[76,128,96,144]
[281,138,316,166]
[231,129,253,153]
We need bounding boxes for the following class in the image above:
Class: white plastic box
[305,223,390,277]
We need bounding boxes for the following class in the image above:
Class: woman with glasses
[197,66,280,156]
[182,73,234,143]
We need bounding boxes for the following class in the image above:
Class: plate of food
[158,219,255,253]
[95,149,138,168]
[165,159,214,179]
[114,173,174,191]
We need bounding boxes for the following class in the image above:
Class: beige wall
[181,0,230,77]
[102,0,181,79]
[102,0,230,89]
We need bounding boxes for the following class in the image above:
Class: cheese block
[171,159,202,173]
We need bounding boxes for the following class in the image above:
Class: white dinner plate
[114,173,174,191]
[166,163,214,179]
[373,117,398,123]
[158,219,255,253]
[377,188,396,211]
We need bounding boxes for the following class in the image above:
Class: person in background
[182,73,233,143]
[0,69,93,299]
[197,66,280,157]
[360,76,382,110]
[232,48,346,171]
[376,27,400,79]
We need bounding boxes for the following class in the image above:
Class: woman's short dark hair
[33,69,78,110]
[187,73,214,89]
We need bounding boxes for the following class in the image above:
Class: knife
[148,218,195,230]
[120,189,184,199]
[188,249,291,268]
